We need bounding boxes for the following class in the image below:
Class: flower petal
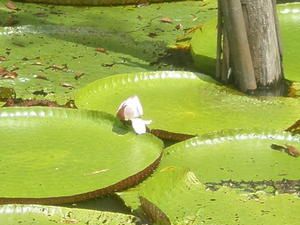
[131,118,149,134]
[116,95,143,120]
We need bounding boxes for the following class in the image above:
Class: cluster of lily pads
[0,1,300,225]
[1,69,300,224]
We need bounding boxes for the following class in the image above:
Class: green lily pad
[0,0,217,102]
[162,130,300,182]
[0,204,140,224]
[191,3,300,82]
[190,18,217,76]
[119,130,300,224]
[0,107,163,204]
[75,71,300,137]
[278,3,300,82]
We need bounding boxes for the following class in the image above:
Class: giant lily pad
[0,204,140,224]
[278,3,300,82]
[0,0,216,102]
[119,130,300,224]
[75,71,300,136]
[191,3,300,82]
[0,107,163,204]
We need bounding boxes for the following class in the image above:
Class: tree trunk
[216,0,284,95]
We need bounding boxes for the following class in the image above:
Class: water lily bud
[116,95,143,121]
[116,96,152,134]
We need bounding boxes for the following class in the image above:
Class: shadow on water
[60,194,132,214]
[192,54,216,76]
[277,0,300,3]
[112,121,130,135]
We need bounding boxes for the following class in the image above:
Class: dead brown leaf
[0,67,17,79]
[61,82,74,89]
[32,61,43,66]
[285,145,300,158]
[33,74,49,81]
[47,64,68,71]
[3,99,77,109]
[3,71,17,79]
[5,1,18,10]
[0,56,7,61]
[74,72,84,80]
[175,24,183,30]
[95,47,107,54]
[271,143,300,158]
[160,17,173,24]
[184,24,203,35]
[60,218,78,224]
[285,119,300,134]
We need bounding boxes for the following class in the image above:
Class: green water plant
[119,130,300,224]
[75,71,300,138]
[0,107,163,204]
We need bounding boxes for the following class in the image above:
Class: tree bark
[217,0,284,94]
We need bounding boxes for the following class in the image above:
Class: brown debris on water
[3,99,77,109]
[5,1,18,11]
[285,119,300,135]
[284,145,300,158]
[74,72,84,80]
[160,17,173,24]
[95,48,107,54]
[271,144,300,158]
[0,56,7,61]
[0,67,18,79]
[205,179,300,196]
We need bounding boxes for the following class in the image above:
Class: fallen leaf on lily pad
[175,23,183,30]
[47,64,68,71]
[74,72,85,80]
[285,145,300,157]
[0,56,7,61]
[31,62,43,66]
[5,1,18,10]
[61,82,74,89]
[0,67,18,79]
[285,119,300,134]
[96,48,107,54]
[33,74,49,81]
[271,144,300,158]
[160,17,173,23]
[184,24,203,34]
[3,99,77,108]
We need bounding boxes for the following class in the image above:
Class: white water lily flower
[117,95,143,120]
[116,95,152,134]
